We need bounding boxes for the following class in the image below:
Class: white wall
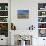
[11,0,38,30]
[11,0,46,30]
[11,0,46,46]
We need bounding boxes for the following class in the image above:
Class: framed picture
[38,23,46,28]
[0,17,8,22]
[17,10,29,19]
[38,29,46,37]
[38,3,46,10]
[0,23,8,37]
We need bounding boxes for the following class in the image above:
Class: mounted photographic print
[0,23,8,37]
[38,29,46,37]
[0,17,8,22]
[17,10,29,19]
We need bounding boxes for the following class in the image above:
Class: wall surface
[11,0,38,30]
[11,0,46,30]
[11,0,46,46]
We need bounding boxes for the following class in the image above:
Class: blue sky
[17,10,29,15]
